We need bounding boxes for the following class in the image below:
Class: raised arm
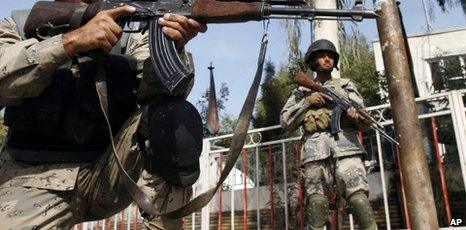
[280,88,312,132]
[0,18,70,105]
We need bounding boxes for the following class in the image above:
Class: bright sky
[0,0,465,119]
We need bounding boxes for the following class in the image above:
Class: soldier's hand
[157,13,208,49]
[306,92,331,107]
[62,6,136,56]
[346,107,362,122]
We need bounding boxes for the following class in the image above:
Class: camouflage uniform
[281,77,374,229]
[0,16,192,229]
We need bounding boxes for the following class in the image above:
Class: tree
[430,0,466,17]
[253,61,296,140]
[339,31,382,106]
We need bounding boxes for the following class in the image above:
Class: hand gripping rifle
[293,72,400,146]
[24,0,378,96]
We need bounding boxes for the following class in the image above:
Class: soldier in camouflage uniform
[280,39,377,230]
[0,1,207,229]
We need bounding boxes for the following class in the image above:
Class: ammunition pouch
[138,97,203,187]
[303,107,332,134]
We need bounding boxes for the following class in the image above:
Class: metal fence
[76,89,466,229]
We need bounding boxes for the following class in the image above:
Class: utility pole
[313,0,340,78]
[375,0,439,229]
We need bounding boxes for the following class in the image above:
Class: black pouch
[139,97,203,187]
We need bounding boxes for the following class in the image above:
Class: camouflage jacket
[0,15,192,190]
[280,77,367,163]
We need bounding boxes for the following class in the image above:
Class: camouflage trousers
[302,155,369,199]
[0,114,191,230]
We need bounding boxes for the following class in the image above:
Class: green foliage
[252,61,295,141]
[0,116,7,147]
[431,57,466,91]
[339,32,382,106]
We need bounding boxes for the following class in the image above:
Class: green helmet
[304,39,340,71]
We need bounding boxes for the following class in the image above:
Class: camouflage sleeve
[280,88,312,132]
[346,80,365,107]
[0,18,70,105]
[125,32,194,104]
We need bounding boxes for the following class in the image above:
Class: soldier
[280,39,377,230]
[0,0,207,229]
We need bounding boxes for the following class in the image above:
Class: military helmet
[304,39,340,71]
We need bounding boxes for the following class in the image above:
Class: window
[428,55,466,92]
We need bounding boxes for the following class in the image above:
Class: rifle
[293,72,400,146]
[24,0,378,96]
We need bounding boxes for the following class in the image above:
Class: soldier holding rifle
[281,39,377,230]
[0,0,206,228]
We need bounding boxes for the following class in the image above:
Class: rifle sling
[94,34,268,219]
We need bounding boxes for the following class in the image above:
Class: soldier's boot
[307,194,329,230]
[347,191,378,230]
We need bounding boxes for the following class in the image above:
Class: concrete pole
[375,0,439,229]
[313,0,340,78]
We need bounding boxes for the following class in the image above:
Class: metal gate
[74,89,466,229]
[189,89,466,230]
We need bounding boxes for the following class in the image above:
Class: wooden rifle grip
[293,72,323,92]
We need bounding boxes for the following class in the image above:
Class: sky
[1,0,465,119]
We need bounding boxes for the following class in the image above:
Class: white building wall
[373,28,466,97]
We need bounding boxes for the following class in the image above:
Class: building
[373,27,466,97]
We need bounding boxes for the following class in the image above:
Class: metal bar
[396,147,412,229]
[295,141,304,230]
[357,132,363,144]
[192,211,195,230]
[449,92,466,193]
[243,149,249,230]
[133,205,138,229]
[376,1,439,228]
[205,125,282,141]
[349,214,354,230]
[255,147,261,230]
[113,215,117,230]
[268,145,275,230]
[431,117,452,225]
[375,132,391,230]
[210,136,301,154]
[330,193,338,230]
[282,143,289,230]
[201,139,211,230]
[218,154,223,230]
[126,205,131,230]
[231,162,236,230]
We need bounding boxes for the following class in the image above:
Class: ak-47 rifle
[24,0,377,95]
[294,72,400,146]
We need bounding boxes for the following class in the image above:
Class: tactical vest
[4,54,138,162]
[3,10,138,164]
[303,78,353,134]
